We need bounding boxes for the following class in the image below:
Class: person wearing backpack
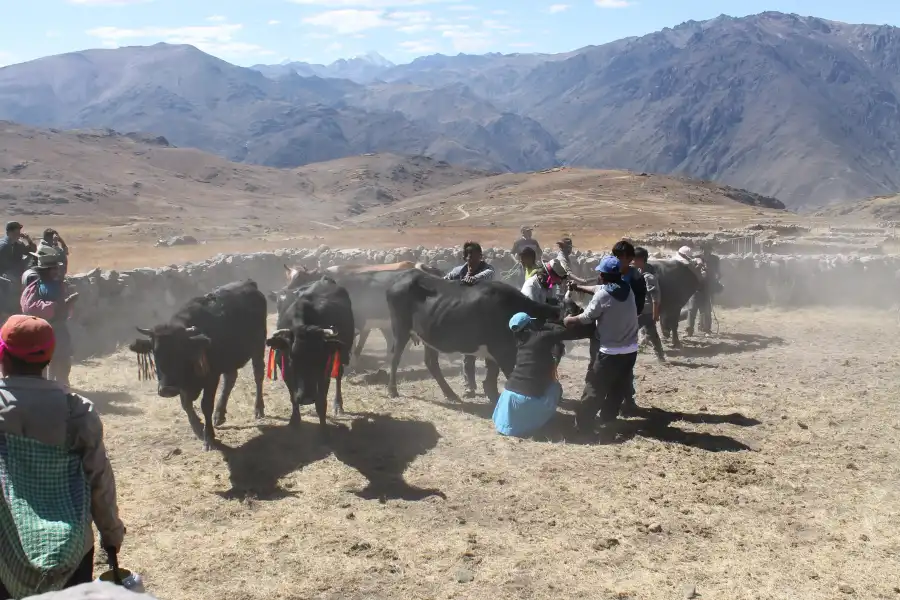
[0,315,125,599]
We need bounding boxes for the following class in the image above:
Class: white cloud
[268,20,281,25]
[399,39,438,54]
[595,0,633,7]
[304,8,433,35]
[448,4,476,10]
[548,4,570,13]
[303,9,389,34]
[68,0,151,5]
[86,22,275,57]
[441,26,491,52]
[206,15,227,22]
[483,19,514,32]
[291,0,442,6]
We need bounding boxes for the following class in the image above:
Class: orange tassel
[330,350,341,379]
[266,348,276,380]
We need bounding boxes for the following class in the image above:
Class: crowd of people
[492,226,713,438]
[0,221,715,598]
[0,221,76,390]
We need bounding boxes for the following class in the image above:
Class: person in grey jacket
[632,247,664,362]
[445,242,494,396]
[564,256,638,437]
[0,315,125,597]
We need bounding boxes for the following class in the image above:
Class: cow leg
[387,329,410,398]
[333,366,345,416]
[380,327,394,362]
[212,370,238,427]
[484,345,515,404]
[318,376,332,428]
[289,396,302,426]
[180,392,204,440]
[251,350,266,419]
[482,359,501,404]
[351,327,371,371]
[200,378,220,452]
[424,346,460,402]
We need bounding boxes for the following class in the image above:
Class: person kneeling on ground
[564,256,639,438]
[0,315,125,599]
[492,312,583,437]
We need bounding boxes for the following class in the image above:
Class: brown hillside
[0,122,799,270]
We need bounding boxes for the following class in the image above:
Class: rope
[501,262,522,282]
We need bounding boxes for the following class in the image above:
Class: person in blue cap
[564,255,639,437]
[492,311,582,437]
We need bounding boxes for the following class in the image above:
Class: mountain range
[2,11,900,208]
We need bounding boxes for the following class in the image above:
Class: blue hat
[595,256,621,274]
[508,312,535,332]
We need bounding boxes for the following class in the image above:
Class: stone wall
[62,246,900,359]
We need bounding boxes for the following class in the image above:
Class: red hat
[0,315,56,363]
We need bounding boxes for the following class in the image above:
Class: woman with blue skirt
[492,312,582,437]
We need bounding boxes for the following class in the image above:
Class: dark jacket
[0,236,36,279]
[504,324,582,397]
[623,265,647,315]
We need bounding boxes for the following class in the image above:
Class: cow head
[266,324,343,407]
[284,264,320,289]
[268,287,299,317]
[130,324,211,398]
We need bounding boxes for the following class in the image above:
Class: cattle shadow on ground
[664,359,720,370]
[674,332,784,358]
[218,423,333,500]
[329,412,446,502]
[421,397,496,421]
[533,412,755,452]
[348,366,464,386]
[74,388,143,417]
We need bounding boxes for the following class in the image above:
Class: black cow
[265,277,355,427]
[129,279,268,451]
[651,255,722,348]
[385,269,563,403]
[282,263,444,367]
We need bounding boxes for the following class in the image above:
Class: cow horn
[271,328,292,337]
[185,326,202,337]
[322,328,335,337]
[136,327,153,337]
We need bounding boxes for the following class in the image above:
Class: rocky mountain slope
[0,121,488,223]
[4,12,900,207]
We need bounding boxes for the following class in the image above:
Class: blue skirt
[492,381,563,437]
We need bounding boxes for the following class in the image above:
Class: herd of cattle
[128,256,718,450]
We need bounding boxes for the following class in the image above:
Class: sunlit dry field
[72,308,900,600]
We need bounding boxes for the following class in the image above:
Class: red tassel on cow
[266,348,276,380]
[330,350,341,379]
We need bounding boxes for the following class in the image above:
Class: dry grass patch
[72,308,900,600]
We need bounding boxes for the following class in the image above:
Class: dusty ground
[72,307,900,600]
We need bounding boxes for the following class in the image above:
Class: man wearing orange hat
[0,315,125,598]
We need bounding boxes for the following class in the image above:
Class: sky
[2,0,900,68]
